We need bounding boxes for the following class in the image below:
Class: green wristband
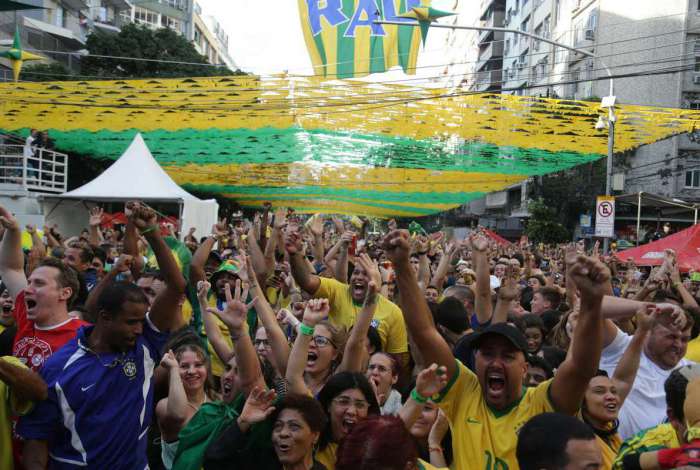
[411,388,428,404]
[299,323,315,336]
[140,225,158,235]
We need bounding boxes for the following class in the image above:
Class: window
[134,7,159,27]
[533,22,543,50]
[520,16,530,33]
[542,15,550,38]
[554,0,561,25]
[695,56,700,72]
[689,101,700,110]
[504,38,511,55]
[571,68,581,94]
[686,170,700,188]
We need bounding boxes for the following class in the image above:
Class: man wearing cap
[382,229,608,469]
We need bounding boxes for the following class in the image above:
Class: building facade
[0,0,235,80]
[462,0,700,234]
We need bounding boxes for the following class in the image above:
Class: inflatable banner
[297,0,427,78]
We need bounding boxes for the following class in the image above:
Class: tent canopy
[617,224,700,271]
[51,133,198,202]
[42,134,218,238]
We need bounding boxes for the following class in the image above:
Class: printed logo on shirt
[466,417,481,424]
[13,336,52,370]
[370,319,380,329]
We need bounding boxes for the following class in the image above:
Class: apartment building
[0,0,235,79]
[464,0,700,233]
[473,0,506,92]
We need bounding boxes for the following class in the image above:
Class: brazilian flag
[298,0,428,78]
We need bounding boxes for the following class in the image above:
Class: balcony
[476,40,504,71]
[0,145,68,193]
[130,0,190,20]
[475,69,503,92]
[479,9,505,44]
[480,0,506,21]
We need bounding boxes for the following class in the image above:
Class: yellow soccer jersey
[316,441,337,470]
[434,360,555,470]
[612,423,681,470]
[1,356,34,470]
[686,336,700,362]
[597,433,622,470]
[314,277,408,354]
[417,458,446,469]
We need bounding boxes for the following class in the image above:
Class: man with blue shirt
[18,202,186,470]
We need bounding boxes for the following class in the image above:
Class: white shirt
[23,135,35,158]
[599,327,692,440]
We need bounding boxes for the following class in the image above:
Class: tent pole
[695,207,698,225]
[636,192,642,246]
[178,200,184,241]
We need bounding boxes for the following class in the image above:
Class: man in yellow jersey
[613,364,700,470]
[285,231,408,360]
[382,230,608,470]
[1,355,47,470]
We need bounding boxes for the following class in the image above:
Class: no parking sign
[595,196,615,238]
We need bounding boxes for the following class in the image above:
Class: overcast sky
[196,0,478,82]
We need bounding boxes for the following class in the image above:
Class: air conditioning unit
[584,29,595,41]
[694,75,700,85]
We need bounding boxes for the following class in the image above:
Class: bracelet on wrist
[410,388,429,404]
[428,446,444,454]
[298,322,315,336]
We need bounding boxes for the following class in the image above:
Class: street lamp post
[376,19,617,252]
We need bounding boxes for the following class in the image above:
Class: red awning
[617,224,700,272]
[483,228,512,246]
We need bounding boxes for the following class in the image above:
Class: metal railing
[0,144,68,193]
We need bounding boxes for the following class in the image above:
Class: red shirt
[11,291,87,371]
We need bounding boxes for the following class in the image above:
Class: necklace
[186,394,209,412]
[80,340,138,380]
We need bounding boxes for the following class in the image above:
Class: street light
[375,19,617,252]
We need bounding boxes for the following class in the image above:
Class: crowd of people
[0,202,699,470]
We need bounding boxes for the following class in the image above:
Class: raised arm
[87,206,104,247]
[550,255,608,415]
[0,205,27,297]
[210,281,263,394]
[337,256,380,373]
[398,363,448,428]
[612,305,656,405]
[307,214,326,268]
[470,234,494,325]
[156,350,188,440]
[285,298,329,396]
[492,265,520,324]
[382,230,457,380]
[129,202,186,332]
[285,230,321,295]
[415,236,431,290]
[332,231,353,283]
[123,219,144,278]
[430,242,457,291]
[197,280,233,363]
[190,221,226,286]
[244,255,290,374]
[85,254,133,317]
[0,357,47,402]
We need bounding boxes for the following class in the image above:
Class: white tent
[41,133,218,239]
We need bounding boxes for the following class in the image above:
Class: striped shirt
[17,316,168,469]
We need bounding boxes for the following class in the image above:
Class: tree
[21,63,76,81]
[81,23,244,78]
[525,199,571,244]
[530,159,606,233]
